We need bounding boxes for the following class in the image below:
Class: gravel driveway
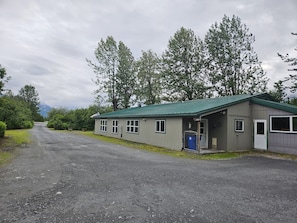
[0,122,296,223]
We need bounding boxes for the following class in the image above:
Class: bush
[0,121,7,138]
[53,120,68,130]
[21,120,33,129]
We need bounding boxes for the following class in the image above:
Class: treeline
[87,15,297,110]
[47,106,112,130]
[0,64,43,132]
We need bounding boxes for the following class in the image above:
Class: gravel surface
[0,122,296,223]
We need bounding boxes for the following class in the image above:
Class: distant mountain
[39,103,52,117]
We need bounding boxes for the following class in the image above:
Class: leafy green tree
[204,15,268,96]
[116,41,136,108]
[18,85,40,120]
[0,95,33,129]
[278,33,297,93]
[135,50,162,105]
[87,36,119,111]
[0,64,11,94]
[162,27,207,101]
[47,105,112,131]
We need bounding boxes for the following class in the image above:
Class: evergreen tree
[204,15,268,96]
[269,80,287,102]
[278,32,297,93]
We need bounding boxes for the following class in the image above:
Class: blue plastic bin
[187,135,196,150]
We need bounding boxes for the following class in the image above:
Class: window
[155,120,166,133]
[112,120,118,134]
[100,120,107,132]
[235,120,244,132]
[270,116,297,133]
[126,120,139,133]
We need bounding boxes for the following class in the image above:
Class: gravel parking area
[0,122,296,222]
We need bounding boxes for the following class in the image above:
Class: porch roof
[95,94,266,119]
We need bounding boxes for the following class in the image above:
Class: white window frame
[100,119,107,132]
[270,115,297,133]
[112,120,118,134]
[235,119,244,132]
[155,120,166,133]
[126,120,139,133]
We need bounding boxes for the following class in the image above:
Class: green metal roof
[95,94,260,119]
[251,97,297,114]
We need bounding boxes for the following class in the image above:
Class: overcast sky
[1,0,296,108]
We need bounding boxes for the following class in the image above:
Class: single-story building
[92,94,297,155]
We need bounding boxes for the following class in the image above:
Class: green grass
[53,129,297,161]
[72,131,250,160]
[0,129,31,166]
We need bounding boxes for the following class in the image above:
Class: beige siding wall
[252,104,297,155]
[94,117,183,150]
[226,102,252,151]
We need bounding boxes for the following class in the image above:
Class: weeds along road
[0,122,297,223]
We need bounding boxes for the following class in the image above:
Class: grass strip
[0,129,31,166]
[51,130,297,161]
[73,131,248,160]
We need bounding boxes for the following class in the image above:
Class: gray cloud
[0,0,296,108]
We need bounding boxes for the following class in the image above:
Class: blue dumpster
[187,135,196,150]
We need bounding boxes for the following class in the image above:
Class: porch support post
[197,119,201,154]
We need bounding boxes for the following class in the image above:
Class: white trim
[100,119,107,132]
[126,120,139,133]
[254,119,267,150]
[112,120,118,134]
[235,119,244,132]
[270,115,297,133]
[155,120,166,133]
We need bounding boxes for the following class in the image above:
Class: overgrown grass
[0,129,31,166]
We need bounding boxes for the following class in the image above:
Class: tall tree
[116,41,136,108]
[278,32,297,93]
[204,15,268,96]
[162,27,208,101]
[87,36,119,111]
[135,50,161,105]
[18,85,40,120]
[269,80,287,102]
[0,64,11,94]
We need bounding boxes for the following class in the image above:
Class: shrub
[0,121,7,138]
[21,120,33,129]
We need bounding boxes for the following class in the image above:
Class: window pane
[272,117,290,131]
[257,123,264,135]
[156,121,160,131]
[135,120,138,126]
[161,121,165,132]
[293,117,297,132]
[135,127,138,132]
[235,120,243,131]
[131,120,134,126]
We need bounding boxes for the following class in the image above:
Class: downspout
[197,115,202,154]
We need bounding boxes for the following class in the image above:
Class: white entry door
[200,120,208,149]
[254,120,267,150]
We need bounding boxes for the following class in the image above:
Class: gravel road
[0,122,296,223]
